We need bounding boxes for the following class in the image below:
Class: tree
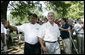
[66,1,84,19]
[1,1,9,20]
[45,1,84,19]
[8,1,43,25]
[45,1,71,17]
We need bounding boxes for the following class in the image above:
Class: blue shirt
[60,23,70,39]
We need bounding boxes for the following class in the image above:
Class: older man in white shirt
[74,18,84,54]
[6,14,41,54]
[38,12,61,54]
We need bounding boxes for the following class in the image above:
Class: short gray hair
[47,12,56,21]
[48,12,55,16]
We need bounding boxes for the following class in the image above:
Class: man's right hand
[6,21,17,31]
[82,25,84,28]
[41,46,48,52]
[7,21,10,27]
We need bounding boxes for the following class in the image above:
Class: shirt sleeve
[16,24,25,32]
[1,23,5,33]
[56,24,60,38]
[38,24,45,39]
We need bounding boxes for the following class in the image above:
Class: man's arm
[78,25,84,31]
[8,21,17,31]
[58,37,60,44]
[38,37,48,52]
[59,27,69,32]
[8,25,17,31]
[74,24,84,32]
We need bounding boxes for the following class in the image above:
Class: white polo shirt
[1,22,5,33]
[16,23,40,44]
[38,21,60,42]
[74,23,84,34]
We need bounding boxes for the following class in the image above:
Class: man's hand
[79,25,84,31]
[41,46,48,52]
[82,25,84,28]
[7,21,11,28]
[5,21,17,31]
[59,27,63,30]
[39,38,48,52]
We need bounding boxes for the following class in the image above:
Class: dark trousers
[24,42,41,54]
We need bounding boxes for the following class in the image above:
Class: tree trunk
[1,1,10,20]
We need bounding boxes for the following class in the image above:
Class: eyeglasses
[48,15,54,17]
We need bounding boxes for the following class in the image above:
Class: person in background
[43,18,48,23]
[55,19,60,26]
[1,20,5,52]
[59,18,72,54]
[74,18,84,54]
[1,19,8,54]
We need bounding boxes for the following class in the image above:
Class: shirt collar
[47,21,55,27]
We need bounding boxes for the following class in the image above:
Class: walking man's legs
[62,38,72,54]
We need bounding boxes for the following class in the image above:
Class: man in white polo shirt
[38,12,61,54]
[6,13,41,54]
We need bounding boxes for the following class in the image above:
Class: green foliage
[45,1,84,19]
[8,1,84,25]
[9,1,43,25]
[66,1,84,19]
[45,1,71,17]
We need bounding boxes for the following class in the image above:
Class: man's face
[78,19,82,24]
[4,21,8,28]
[48,13,54,22]
[61,19,65,24]
[29,15,37,24]
[1,19,8,28]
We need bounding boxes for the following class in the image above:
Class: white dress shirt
[1,22,5,33]
[38,21,60,42]
[74,23,84,34]
[16,23,40,44]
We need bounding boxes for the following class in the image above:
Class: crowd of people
[1,12,84,54]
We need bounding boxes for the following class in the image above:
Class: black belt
[45,41,57,43]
